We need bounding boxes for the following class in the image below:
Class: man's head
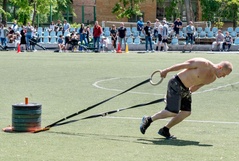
[216,61,233,78]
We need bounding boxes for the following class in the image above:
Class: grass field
[0,51,239,161]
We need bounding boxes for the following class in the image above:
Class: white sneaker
[151,50,155,53]
[33,49,37,52]
[146,50,149,53]
[59,50,62,53]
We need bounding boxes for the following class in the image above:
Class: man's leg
[164,111,191,129]
[158,111,191,139]
[140,109,176,134]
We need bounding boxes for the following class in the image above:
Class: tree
[112,0,148,19]
[0,0,73,25]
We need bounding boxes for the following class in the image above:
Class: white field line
[104,116,239,125]
[92,76,239,96]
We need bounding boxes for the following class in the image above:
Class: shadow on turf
[47,131,212,147]
[136,138,213,147]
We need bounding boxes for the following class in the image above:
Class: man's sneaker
[140,116,151,134]
[158,127,177,139]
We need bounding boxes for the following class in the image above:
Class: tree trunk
[32,1,37,26]
[184,0,194,23]
[2,0,8,25]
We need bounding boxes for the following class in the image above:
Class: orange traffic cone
[116,43,122,53]
[17,44,21,53]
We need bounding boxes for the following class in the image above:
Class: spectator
[86,25,90,46]
[137,17,144,36]
[25,22,34,51]
[7,27,15,43]
[222,31,233,52]
[58,35,65,52]
[117,22,126,51]
[11,20,18,32]
[183,21,196,53]
[55,20,63,32]
[63,20,70,35]
[14,31,21,49]
[162,20,169,51]
[172,18,182,38]
[49,21,55,32]
[79,23,87,51]
[110,24,117,52]
[93,21,103,52]
[154,19,163,51]
[211,30,224,51]
[0,23,9,48]
[143,21,154,52]
[20,26,26,51]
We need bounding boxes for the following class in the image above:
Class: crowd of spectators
[0,19,237,53]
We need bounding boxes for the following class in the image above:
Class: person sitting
[211,30,224,51]
[222,31,233,52]
[58,35,65,52]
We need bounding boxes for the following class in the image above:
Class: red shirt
[93,25,102,37]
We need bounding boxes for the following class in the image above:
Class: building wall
[73,0,95,24]
[72,0,156,25]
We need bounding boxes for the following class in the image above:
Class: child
[58,35,65,52]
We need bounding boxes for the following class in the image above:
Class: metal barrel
[12,103,42,132]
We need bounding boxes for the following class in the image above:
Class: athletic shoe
[158,127,176,139]
[151,50,155,53]
[146,50,149,53]
[140,116,151,134]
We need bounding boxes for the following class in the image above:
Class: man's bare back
[161,57,232,92]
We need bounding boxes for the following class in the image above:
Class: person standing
[162,20,169,51]
[117,22,127,51]
[0,23,9,48]
[11,20,18,32]
[137,17,144,36]
[222,31,233,52]
[25,22,34,51]
[143,21,154,52]
[63,20,70,35]
[93,21,103,52]
[140,57,233,139]
[183,21,195,52]
[110,24,117,52]
[79,23,87,51]
[154,19,163,51]
[172,18,182,38]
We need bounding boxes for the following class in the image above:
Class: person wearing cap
[143,21,154,52]
[183,21,195,53]
[161,20,169,51]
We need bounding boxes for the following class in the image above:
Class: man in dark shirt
[172,18,182,38]
[117,22,126,51]
[143,21,154,52]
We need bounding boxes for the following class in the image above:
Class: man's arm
[160,59,198,78]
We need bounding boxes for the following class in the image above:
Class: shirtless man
[140,57,233,139]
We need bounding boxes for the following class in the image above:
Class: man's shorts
[174,29,180,35]
[165,75,192,113]
[158,34,162,42]
[186,34,194,45]
[162,39,168,43]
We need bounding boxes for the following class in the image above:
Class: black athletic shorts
[158,34,162,41]
[162,39,168,43]
[165,75,192,113]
